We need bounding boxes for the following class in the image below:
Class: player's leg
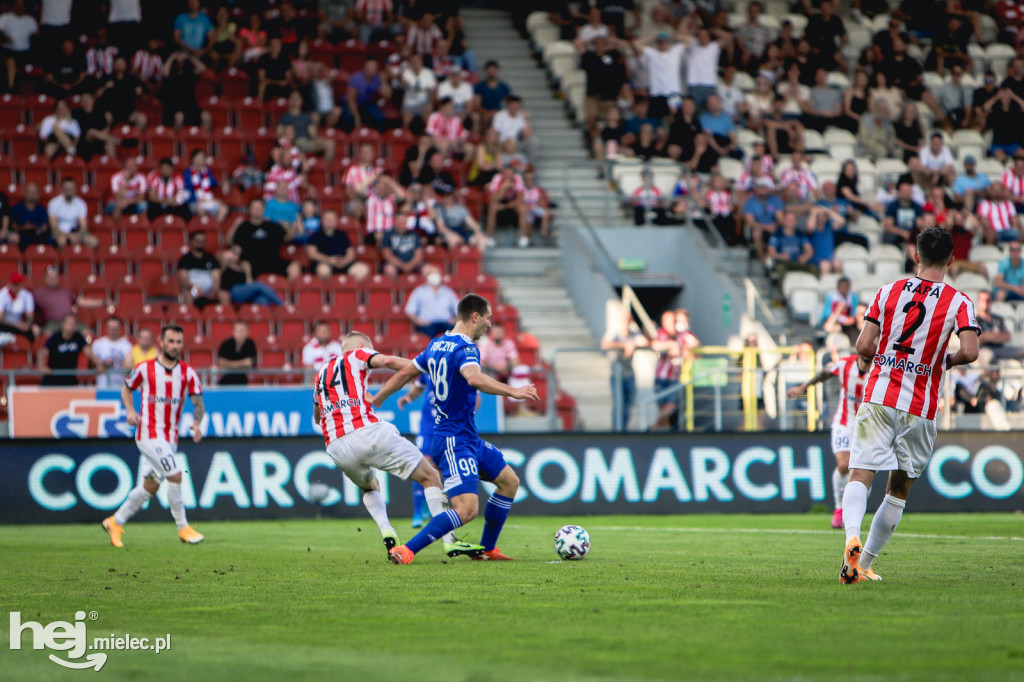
[473,441,517,560]
[410,434,430,528]
[104,441,166,546]
[327,432,399,551]
[407,454,480,554]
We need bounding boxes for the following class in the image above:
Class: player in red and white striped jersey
[102,325,207,548]
[313,331,483,558]
[789,354,867,528]
[839,228,979,584]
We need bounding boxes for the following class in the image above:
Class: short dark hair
[161,324,184,338]
[917,227,954,266]
[457,294,491,321]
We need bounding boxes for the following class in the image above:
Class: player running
[788,352,867,529]
[371,294,539,564]
[839,228,979,583]
[102,325,206,547]
[314,331,484,559]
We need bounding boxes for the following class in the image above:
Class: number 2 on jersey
[893,300,926,355]
[426,357,449,401]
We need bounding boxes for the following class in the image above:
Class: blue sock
[406,509,462,554]
[480,494,513,551]
[411,482,426,519]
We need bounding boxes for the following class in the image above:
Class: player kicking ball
[314,332,485,559]
[839,228,979,583]
[788,352,867,529]
[372,294,539,564]
[102,325,206,547]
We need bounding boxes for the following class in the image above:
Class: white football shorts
[137,438,182,481]
[830,422,853,455]
[849,402,937,478]
[326,421,423,488]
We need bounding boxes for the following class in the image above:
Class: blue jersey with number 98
[413,331,480,439]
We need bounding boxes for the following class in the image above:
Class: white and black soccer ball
[553,525,590,560]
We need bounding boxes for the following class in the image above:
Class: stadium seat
[136,250,167,281]
[219,67,250,100]
[788,287,821,322]
[349,127,383,157]
[25,93,54,125]
[145,126,179,161]
[422,244,447,273]
[53,154,88,185]
[8,124,37,158]
[115,275,146,311]
[348,305,377,336]
[516,333,540,367]
[98,246,132,279]
[204,96,235,129]
[0,244,20,281]
[78,274,109,302]
[213,126,249,169]
[276,305,308,344]
[0,93,24,128]
[781,271,819,299]
[21,154,50,186]
[869,244,904,280]
[181,127,213,157]
[380,305,413,338]
[62,245,96,282]
[365,274,397,310]
[23,243,59,276]
[451,245,483,277]
[236,97,265,132]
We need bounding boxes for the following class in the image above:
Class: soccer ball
[553,525,590,560]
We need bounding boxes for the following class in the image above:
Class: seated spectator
[91,316,132,388]
[736,1,773,69]
[96,55,148,130]
[522,170,552,246]
[39,313,97,385]
[404,265,458,337]
[473,60,511,130]
[426,97,470,159]
[982,87,1024,161]
[306,63,342,130]
[353,0,395,44]
[801,68,845,133]
[857,98,896,162]
[767,211,816,279]
[107,157,148,218]
[182,149,228,221]
[32,267,105,334]
[229,197,301,280]
[953,155,991,211]
[951,366,1011,430]
[217,320,257,386]
[694,173,738,244]
[293,198,320,245]
[363,174,406,247]
[592,105,628,177]
[805,202,845,274]
[342,142,383,218]
[306,209,370,281]
[435,189,487,251]
[207,5,240,71]
[217,247,284,307]
[0,0,37,90]
[45,39,88,98]
[263,144,306,203]
[699,94,741,160]
[10,182,50,249]
[147,158,190,221]
[160,50,209,129]
[935,66,972,130]
[124,327,157,369]
[437,65,474,117]
[404,183,456,247]
[762,94,804,159]
[883,180,923,248]
[492,95,535,164]
[416,149,458,195]
[736,152,774,200]
[264,182,302,236]
[1003,152,1024,210]
[919,132,956,187]
[0,272,34,342]
[819,179,868,248]
[821,276,861,344]
[486,162,527,246]
[977,183,1022,244]
[994,241,1024,301]
[345,56,391,130]
[239,11,268,63]
[406,13,444,59]
[380,214,424,279]
[177,231,221,307]
[804,0,846,72]
[86,29,117,81]
[976,289,1024,360]
[401,52,437,128]
[926,15,972,76]
[48,177,98,249]
[277,91,336,161]
[73,92,118,161]
[478,323,520,381]
[39,99,81,160]
[131,37,165,95]
[302,321,342,369]
[743,178,784,260]
[174,0,213,57]
[632,170,666,227]
[779,151,822,201]
[468,127,501,187]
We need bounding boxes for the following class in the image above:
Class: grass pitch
[2,513,1022,682]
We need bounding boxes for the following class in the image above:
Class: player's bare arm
[369,354,412,372]
[191,395,205,443]
[121,382,139,426]
[398,380,424,409]
[946,329,980,369]
[461,363,539,401]
[370,361,422,407]
[855,320,880,371]
[787,368,834,398]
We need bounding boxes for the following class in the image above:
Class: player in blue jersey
[372,294,539,564]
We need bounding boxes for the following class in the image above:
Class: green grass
[2,513,1023,682]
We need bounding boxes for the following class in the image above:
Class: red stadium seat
[515,333,540,367]
[456,273,498,301]
[349,127,383,157]
[23,243,59,276]
[62,244,96,282]
[0,244,23,281]
[25,94,55,125]
[265,97,290,127]
[97,246,132,279]
[294,283,325,309]
[380,305,413,338]
[422,244,447,273]
[0,348,32,370]
[196,71,219,101]
[385,128,416,169]
[219,67,250,100]
[250,127,276,166]
[132,304,164,337]
[308,38,338,67]
[348,305,377,336]
[9,124,37,158]
[0,93,25,128]
[213,126,248,168]
[280,243,308,271]
[185,345,216,369]
[451,245,482,277]
[115,274,146,311]
[337,39,369,72]
[181,127,212,157]
[365,274,396,310]
[88,156,121,191]
[236,97,265,132]
[78,274,110,302]
[136,251,167,281]
[0,155,17,185]
[21,154,50,186]
[53,154,88,184]
[354,244,379,271]
[275,304,308,344]
[328,274,361,309]
[492,303,520,337]
[145,126,179,161]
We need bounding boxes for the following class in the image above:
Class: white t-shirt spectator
[920,145,955,171]
[92,335,133,388]
[0,12,38,51]
[492,109,528,142]
[39,115,81,141]
[48,195,89,234]
[642,44,685,97]
[301,338,342,368]
[577,22,610,45]
[686,41,720,88]
[41,0,73,27]
[108,0,142,22]
[401,67,437,110]
[0,285,34,324]
[437,79,474,113]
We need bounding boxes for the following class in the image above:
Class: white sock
[424,487,457,543]
[862,494,906,570]
[362,491,393,535]
[842,481,868,542]
[833,468,850,509]
[167,481,188,530]
[114,487,152,526]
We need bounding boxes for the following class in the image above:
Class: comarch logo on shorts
[9,610,172,671]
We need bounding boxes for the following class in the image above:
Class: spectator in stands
[578,34,629,132]
[780,151,822,201]
[45,39,88,98]
[294,198,320,245]
[982,87,1024,161]
[48,177,98,249]
[1004,152,1024,210]
[883,179,923,248]
[39,0,73,47]
[953,155,990,212]
[767,211,816,279]
[177,231,221,308]
[0,272,34,341]
[364,174,405,246]
[435,188,487,251]
[804,0,846,72]
[919,132,957,188]
[486,162,528,247]
[437,64,474,117]
[277,91,336,161]
[182,149,228,222]
[492,95,535,164]
[302,321,342,370]
[426,97,470,159]
[379,212,424,279]
[96,54,149,130]
[124,327,157,369]
[842,69,871,132]
[522,170,552,245]
[147,158,189,221]
[352,0,395,44]
[91,316,132,389]
[32,267,104,334]
[404,264,458,338]
[820,276,860,344]
[39,313,97,385]
[892,101,923,163]
[762,95,803,159]
[11,183,50,249]
[976,289,1024,360]
[217,320,257,386]
[207,5,240,71]
[473,60,511,131]
[802,67,845,133]
[343,142,383,219]
[699,93,741,160]
[229,197,301,280]
[935,65,972,131]
[401,52,437,128]
[132,37,165,95]
[173,0,213,58]
[306,62,342,130]
[160,50,208,129]
[0,0,37,90]
[239,11,268,63]
[107,157,148,219]
[73,92,118,161]
[978,183,1022,244]
[306,209,370,281]
[478,322,520,382]
[1002,56,1024,98]
[217,247,284,307]
[805,202,845,275]
[346,56,390,130]
[255,36,292,102]
[994,240,1024,301]
[406,12,443,59]
[39,99,81,160]
[265,182,301,236]
[635,29,686,119]
[631,170,665,226]
[735,1,772,70]
[743,177,783,260]
[0,188,11,246]
[857,98,896,162]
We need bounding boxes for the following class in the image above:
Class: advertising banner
[7,386,502,439]
[1,432,1020,523]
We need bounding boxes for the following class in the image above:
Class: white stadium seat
[782,271,820,299]
[788,287,821,322]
